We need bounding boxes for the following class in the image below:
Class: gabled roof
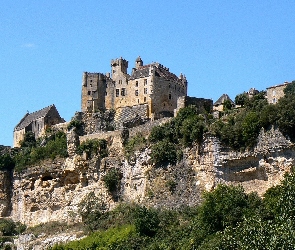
[213,94,234,106]
[14,105,56,131]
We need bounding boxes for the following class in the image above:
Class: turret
[135,56,143,69]
[111,57,128,76]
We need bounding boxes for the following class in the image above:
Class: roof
[213,94,234,106]
[130,63,185,86]
[14,105,56,131]
[266,82,290,90]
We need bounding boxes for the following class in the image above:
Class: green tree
[235,93,248,107]
[134,206,160,237]
[102,168,122,193]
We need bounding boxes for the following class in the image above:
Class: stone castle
[81,56,188,120]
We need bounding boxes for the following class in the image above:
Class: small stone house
[213,94,235,112]
[266,81,290,104]
[13,105,65,147]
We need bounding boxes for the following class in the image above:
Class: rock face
[0,126,293,230]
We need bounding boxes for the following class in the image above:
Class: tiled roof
[213,94,234,106]
[14,105,55,131]
[130,63,184,85]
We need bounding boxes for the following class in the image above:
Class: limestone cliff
[0,126,292,230]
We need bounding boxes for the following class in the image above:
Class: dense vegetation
[50,170,295,249]
[123,81,295,167]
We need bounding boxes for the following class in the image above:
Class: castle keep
[81,57,188,120]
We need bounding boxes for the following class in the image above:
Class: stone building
[81,57,188,122]
[13,105,65,147]
[213,94,235,111]
[266,81,290,104]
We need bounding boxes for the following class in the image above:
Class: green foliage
[67,120,84,135]
[51,225,136,250]
[48,171,295,249]
[102,168,122,194]
[0,219,26,236]
[78,192,109,232]
[284,80,295,96]
[134,206,160,237]
[14,131,68,172]
[0,154,15,171]
[235,93,248,106]
[223,99,233,111]
[198,185,253,234]
[20,131,36,148]
[123,133,147,160]
[150,139,177,166]
[149,106,208,165]
[77,139,108,159]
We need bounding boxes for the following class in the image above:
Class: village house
[13,105,65,147]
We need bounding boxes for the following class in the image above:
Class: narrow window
[116,89,119,97]
[144,79,147,85]
[135,81,138,87]
[88,91,91,95]
[144,97,146,102]
[105,91,107,96]
[144,88,147,94]
[135,90,139,96]
[168,83,171,88]
[138,99,139,103]
[121,88,126,96]
[169,94,171,100]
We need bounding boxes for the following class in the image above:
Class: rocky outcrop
[0,125,293,249]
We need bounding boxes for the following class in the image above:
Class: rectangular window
[88,91,91,95]
[135,81,138,87]
[105,91,107,96]
[144,88,147,94]
[116,89,119,97]
[121,88,126,96]
[119,80,122,84]
[135,90,139,96]
[144,79,147,85]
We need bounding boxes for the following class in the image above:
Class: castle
[81,56,188,120]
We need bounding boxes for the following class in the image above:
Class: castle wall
[175,96,213,116]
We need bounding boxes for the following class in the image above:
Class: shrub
[102,168,122,194]
[124,133,147,160]
[0,154,15,171]
[77,139,108,159]
[150,139,177,166]
[134,206,160,237]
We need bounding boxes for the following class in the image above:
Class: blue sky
[1,1,295,146]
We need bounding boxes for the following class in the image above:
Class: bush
[102,168,122,194]
[150,140,177,166]
[77,139,108,159]
[0,154,15,171]
[134,206,160,237]
[14,131,68,171]
[124,133,147,160]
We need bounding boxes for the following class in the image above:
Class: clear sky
[1,1,295,146]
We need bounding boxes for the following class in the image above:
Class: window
[116,89,119,97]
[121,88,126,96]
[90,80,93,83]
[169,94,171,100]
[135,81,138,87]
[144,79,147,85]
[144,88,147,94]
[168,83,171,88]
[273,98,276,103]
[135,90,139,96]
[88,91,91,95]
[119,80,122,84]
[273,90,276,96]
[105,91,107,96]
[144,97,146,102]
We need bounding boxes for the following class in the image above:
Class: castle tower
[135,56,143,69]
[111,57,128,80]
[81,72,107,112]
